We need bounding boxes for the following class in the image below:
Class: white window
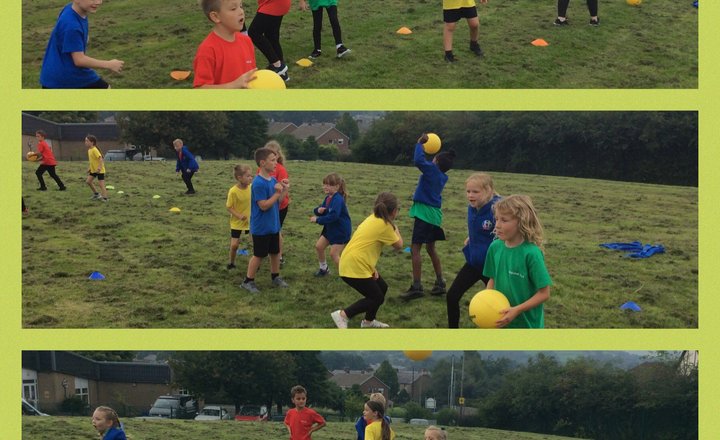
[74,377,89,404]
[22,369,39,406]
[337,139,344,144]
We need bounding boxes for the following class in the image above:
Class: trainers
[37,187,47,191]
[314,267,331,277]
[270,62,289,82]
[470,42,484,57]
[227,263,236,270]
[336,45,351,58]
[309,49,322,59]
[430,280,447,296]
[400,284,424,300]
[272,276,289,288]
[58,186,67,191]
[361,319,390,328]
[90,193,100,200]
[444,52,456,63]
[589,17,600,26]
[185,189,196,195]
[554,17,569,26]
[241,280,261,293]
[331,310,349,329]
[100,197,108,202]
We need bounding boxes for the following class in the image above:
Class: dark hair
[290,385,307,398]
[323,173,348,200]
[200,0,224,19]
[373,192,398,225]
[35,130,46,137]
[85,134,98,146]
[435,149,456,173]
[366,400,391,440]
[254,147,276,166]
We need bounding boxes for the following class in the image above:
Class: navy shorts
[321,227,350,246]
[411,217,446,244]
[279,206,289,227]
[88,172,105,180]
[252,233,280,258]
[231,229,249,239]
[443,6,478,23]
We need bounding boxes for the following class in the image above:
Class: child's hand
[418,133,429,144]
[274,182,284,192]
[299,0,309,11]
[234,68,258,89]
[464,237,470,246]
[496,306,520,328]
[372,270,379,280]
[310,216,317,223]
[317,207,327,214]
[479,0,488,3]
[107,59,124,73]
[280,179,290,192]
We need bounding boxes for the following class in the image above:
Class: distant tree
[319,352,370,371]
[374,360,399,398]
[299,136,320,160]
[225,112,268,159]
[403,401,431,421]
[318,144,339,161]
[336,112,360,143]
[394,388,410,405]
[34,111,100,123]
[271,134,302,160]
[75,351,136,362]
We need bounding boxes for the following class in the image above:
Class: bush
[318,144,339,161]
[435,408,459,426]
[387,407,406,419]
[60,397,88,416]
[403,402,431,421]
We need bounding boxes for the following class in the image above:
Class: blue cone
[620,301,641,312]
[237,249,249,256]
[404,247,411,253]
[88,271,105,280]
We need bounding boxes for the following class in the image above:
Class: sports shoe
[271,276,289,288]
[100,197,108,202]
[470,42,484,57]
[336,45,351,58]
[314,267,331,277]
[444,52,456,63]
[589,17,600,26]
[309,49,322,59]
[400,284,424,300]
[37,187,47,191]
[90,193,100,200]
[58,186,67,191]
[227,263,236,270]
[331,310,349,329]
[241,280,261,293]
[185,189,196,195]
[430,279,447,296]
[270,62,289,82]
[361,319,390,328]
[554,17,569,26]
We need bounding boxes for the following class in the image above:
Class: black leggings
[557,0,598,17]
[312,6,342,50]
[181,170,195,192]
[35,165,65,189]
[342,275,388,322]
[446,263,489,328]
[249,12,284,65]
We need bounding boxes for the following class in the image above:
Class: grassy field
[21,0,697,89]
[21,160,697,329]
[22,416,587,440]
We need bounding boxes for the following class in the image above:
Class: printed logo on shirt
[508,270,526,279]
[482,220,494,231]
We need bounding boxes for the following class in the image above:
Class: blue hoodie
[462,195,501,269]
[411,143,448,208]
[314,193,352,244]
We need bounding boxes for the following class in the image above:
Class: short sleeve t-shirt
[483,240,552,328]
[227,184,251,230]
[87,147,105,174]
[250,175,280,235]
[40,3,101,88]
[258,0,292,16]
[284,407,325,440]
[193,31,257,87]
[364,420,395,440]
[339,215,399,278]
[37,140,58,166]
[443,0,476,10]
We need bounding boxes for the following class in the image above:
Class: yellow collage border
[1,0,715,438]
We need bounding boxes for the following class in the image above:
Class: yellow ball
[469,289,511,328]
[404,351,432,361]
[423,133,442,155]
[626,0,641,5]
[26,151,39,162]
[247,69,287,90]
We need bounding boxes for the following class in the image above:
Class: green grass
[21,0,698,88]
[22,160,697,329]
[22,416,586,440]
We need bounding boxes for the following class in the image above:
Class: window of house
[74,377,89,404]
[337,139,344,144]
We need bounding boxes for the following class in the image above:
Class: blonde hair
[234,164,252,179]
[425,426,447,440]
[94,406,121,429]
[492,195,544,250]
[465,172,494,192]
[323,173,348,199]
[264,140,286,164]
[368,392,386,408]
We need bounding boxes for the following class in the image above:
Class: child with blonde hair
[483,195,552,328]
[226,164,253,269]
[425,426,447,440]
[91,406,126,440]
[355,393,390,440]
[310,172,351,276]
[446,173,501,328]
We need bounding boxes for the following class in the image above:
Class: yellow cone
[169,207,181,213]
[296,58,314,67]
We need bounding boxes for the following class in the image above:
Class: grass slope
[22,416,587,440]
[22,160,697,328]
[21,0,697,89]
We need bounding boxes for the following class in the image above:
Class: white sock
[336,43,343,49]
[319,262,328,271]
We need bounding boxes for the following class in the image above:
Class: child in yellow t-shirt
[442,0,488,62]
[85,135,108,202]
[226,164,253,269]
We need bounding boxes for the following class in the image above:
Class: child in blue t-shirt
[40,1,124,88]
[241,147,290,294]
[446,173,501,328]
[310,172,351,276]
[401,133,456,301]
[92,406,127,440]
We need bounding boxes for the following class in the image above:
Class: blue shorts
[411,217,446,244]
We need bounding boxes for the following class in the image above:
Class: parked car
[194,405,233,421]
[409,418,429,425]
[104,150,127,161]
[235,404,268,421]
[148,395,198,419]
[22,398,48,416]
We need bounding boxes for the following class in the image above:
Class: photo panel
[21,110,698,329]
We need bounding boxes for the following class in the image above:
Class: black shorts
[279,206,289,227]
[252,233,280,257]
[88,172,105,180]
[443,6,478,23]
[46,78,110,89]
[231,229,250,239]
[411,217,446,244]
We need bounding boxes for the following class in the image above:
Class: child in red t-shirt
[194,0,258,88]
[33,130,66,191]
[284,385,326,440]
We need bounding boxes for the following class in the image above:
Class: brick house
[328,369,390,401]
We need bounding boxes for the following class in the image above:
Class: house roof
[22,113,121,141]
[397,370,431,385]
[329,371,389,390]
[290,123,342,140]
[267,122,297,135]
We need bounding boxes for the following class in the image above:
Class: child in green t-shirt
[483,194,552,328]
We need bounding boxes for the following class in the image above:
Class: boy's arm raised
[71,52,124,73]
